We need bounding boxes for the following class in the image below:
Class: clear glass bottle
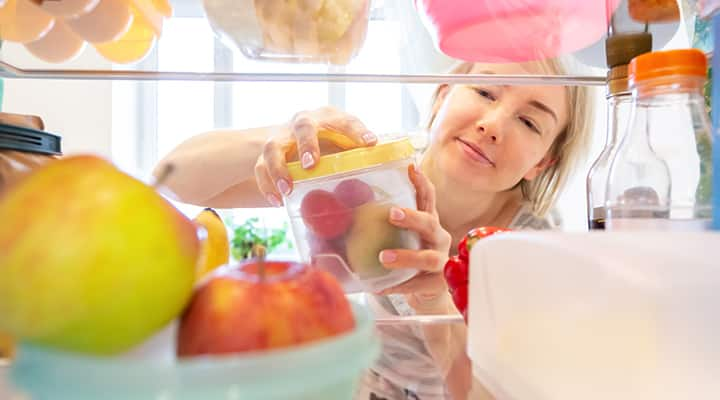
[587,32,651,230]
[605,49,713,231]
[586,70,633,230]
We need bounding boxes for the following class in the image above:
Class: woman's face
[426,63,570,193]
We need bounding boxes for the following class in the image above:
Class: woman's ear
[428,84,450,128]
[523,155,557,181]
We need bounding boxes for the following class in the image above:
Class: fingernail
[362,132,377,144]
[379,250,397,263]
[389,207,405,221]
[267,194,282,207]
[277,179,291,196]
[301,152,314,169]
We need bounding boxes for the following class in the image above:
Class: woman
[156,58,594,399]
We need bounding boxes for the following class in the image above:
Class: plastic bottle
[606,49,713,231]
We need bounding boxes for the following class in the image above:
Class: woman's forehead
[469,62,553,75]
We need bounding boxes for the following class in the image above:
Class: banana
[193,208,230,281]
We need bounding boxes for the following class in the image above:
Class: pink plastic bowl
[415,0,622,63]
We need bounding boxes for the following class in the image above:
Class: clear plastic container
[10,302,380,400]
[606,49,714,231]
[284,137,420,293]
[202,0,370,65]
[467,231,720,400]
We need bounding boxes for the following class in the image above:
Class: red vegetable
[458,226,510,261]
[445,226,510,322]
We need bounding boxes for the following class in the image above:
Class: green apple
[0,155,199,355]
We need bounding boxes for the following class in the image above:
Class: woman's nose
[475,114,502,143]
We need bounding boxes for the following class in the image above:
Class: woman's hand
[254,107,376,206]
[378,164,453,312]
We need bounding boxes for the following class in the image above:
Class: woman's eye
[474,88,495,101]
[520,117,540,134]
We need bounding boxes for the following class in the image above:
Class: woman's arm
[153,126,278,208]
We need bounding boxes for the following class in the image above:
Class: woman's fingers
[262,139,293,196]
[388,206,450,247]
[323,113,377,146]
[290,112,321,169]
[379,248,445,273]
[409,164,437,214]
[254,159,283,207]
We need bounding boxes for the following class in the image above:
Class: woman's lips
[456,138,494,166]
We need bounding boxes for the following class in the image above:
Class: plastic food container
[467,231,720,400]
[284,137,420,293]
[415,0,622,62]
[10,302,380,400]
[203,0,370,65]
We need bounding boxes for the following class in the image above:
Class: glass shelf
[0,59,607,85]
[0,0,630,85]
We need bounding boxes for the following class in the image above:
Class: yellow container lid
[287,138,415,182]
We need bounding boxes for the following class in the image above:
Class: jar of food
[203,0,370,65]
[283,137,420,293]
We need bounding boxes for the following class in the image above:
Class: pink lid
[416,0,622,63]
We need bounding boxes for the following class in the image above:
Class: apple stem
[253,244,267,283]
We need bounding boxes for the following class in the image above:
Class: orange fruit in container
[25,19,86,63]
[39,0,100,18]
[0,0,54,44]
[65,0,132,44]
[94,5,156,63]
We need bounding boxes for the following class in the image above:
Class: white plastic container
[467,231,720,400]
[284,137,420,293]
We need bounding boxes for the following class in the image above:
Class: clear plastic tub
[467,231,720,400]
[203,0,370,65]
[10,302,379,400]
[284,138,420,293]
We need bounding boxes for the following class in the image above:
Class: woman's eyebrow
[528,100,558,122]
[473,70,558,121]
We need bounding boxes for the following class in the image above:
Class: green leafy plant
[228,217,292,261]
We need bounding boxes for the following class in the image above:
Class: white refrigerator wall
[2,44,113,159]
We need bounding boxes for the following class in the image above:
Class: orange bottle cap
[629,49,707,84]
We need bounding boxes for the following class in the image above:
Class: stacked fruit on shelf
[0,0,171,63]
[0,154,356,361]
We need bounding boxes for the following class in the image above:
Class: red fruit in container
[333,178,374,208]
[300,190,353,239]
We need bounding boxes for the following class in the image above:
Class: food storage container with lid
[283,135,420,293]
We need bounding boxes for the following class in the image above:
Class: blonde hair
[426,59,595,217]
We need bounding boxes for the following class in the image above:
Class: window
[112,12,608,253]
[112,13,422,259]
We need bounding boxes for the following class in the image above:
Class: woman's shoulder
[508,203,563,231]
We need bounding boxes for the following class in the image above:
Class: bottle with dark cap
[0,113,62,199]
[586,31,652,230]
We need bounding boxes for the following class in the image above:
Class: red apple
[300,190,353,239]
[334,178,374,208]
[177,259,355,356]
